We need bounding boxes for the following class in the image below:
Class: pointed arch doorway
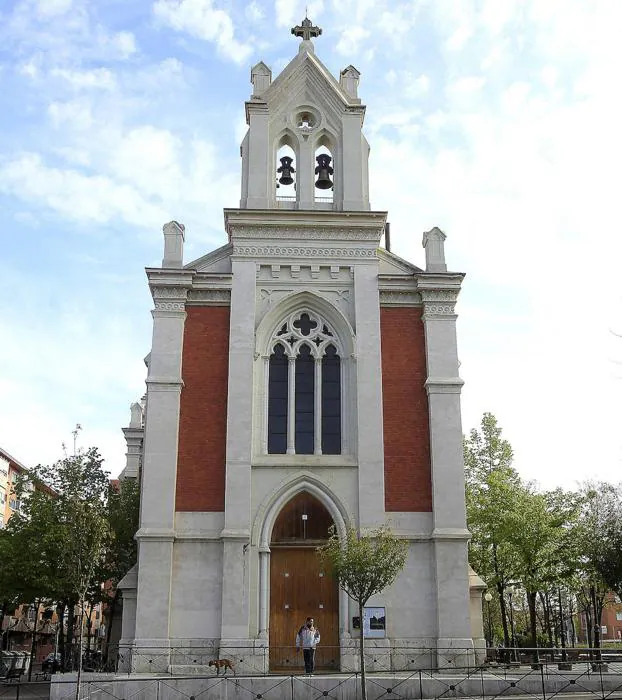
[269,492,339,672]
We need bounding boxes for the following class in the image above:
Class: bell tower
[240,18,370,211]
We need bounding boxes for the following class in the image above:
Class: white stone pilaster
[221,258,256,640]
[298,136,315,209]
[353,264,385,529]
[133,276,191,661]
[258,549,269,638]
[342,113,367,211]
[245,105,270,209]
[419,278,473,661]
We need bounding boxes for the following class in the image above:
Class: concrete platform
[49,667,622,700]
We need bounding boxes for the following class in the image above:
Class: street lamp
[484,592,493,648]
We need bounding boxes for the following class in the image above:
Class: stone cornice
[425,377,464,394]
[135,528,175,542]
[146,268,195,286]
[416,272,464,291]
[224,208,387,244]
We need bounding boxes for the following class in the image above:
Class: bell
[315,153,334,190]
[277,156,295,186]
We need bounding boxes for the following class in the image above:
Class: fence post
[540,660,546,700]
[418,669,423,700]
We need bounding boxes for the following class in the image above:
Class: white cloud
[404,73,430,98]
[34,0,73,18]
[0,153,166,228]
[274,0,297,28]
[107,30,137,59]
[153,0,252,64]
[245,1,264,22]
[445,25,473,52]
[51,67,116,90]
[335,25,370,56]
[47,99,94,129]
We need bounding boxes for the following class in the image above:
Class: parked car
[42,652,61,674]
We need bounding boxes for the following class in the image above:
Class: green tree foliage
[464,412,522,647]
[504,486,580,662]
[1,446,141,683]
[318,526,407,700]
[573,482,622,656]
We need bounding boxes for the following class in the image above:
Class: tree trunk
[558,588,567,662]
[104,589,119,666]
[590,586,601,661]
[27,600,41,682]
[75,598,86,700]
[496,582,511,650]
[527,591,539,664]
[66,602,75,671]
[358,599,367,700]
[57,603,66,670]
[0,601,7,651]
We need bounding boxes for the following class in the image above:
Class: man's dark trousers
[303,648,315,674]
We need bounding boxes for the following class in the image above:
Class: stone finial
[162,220,185,268]
[129,402,143,429]
[251,61,272,97]
[340,65,360,98]
[422,226,447,272]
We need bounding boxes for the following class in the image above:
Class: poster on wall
[363,607,386,638]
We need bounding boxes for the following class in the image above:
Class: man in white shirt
[295,617,321,674]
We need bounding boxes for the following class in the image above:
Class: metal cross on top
[291,16,322,42]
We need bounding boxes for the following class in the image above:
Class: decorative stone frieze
[151,286,189,299]
[379,290,420,306]
[186,289,231,305]
[419,288,460,315]
[151,285,189,312]
[234,245,376,258]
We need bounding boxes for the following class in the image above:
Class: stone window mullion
[287,356,296,455]
[314,356,322,455]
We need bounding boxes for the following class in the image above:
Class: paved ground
[0,681,51,699]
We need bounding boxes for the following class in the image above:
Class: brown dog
[209,659,235,675]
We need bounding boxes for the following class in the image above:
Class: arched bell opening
[276,140,297,203]
[269,492,340,672]
[314,143,334,204]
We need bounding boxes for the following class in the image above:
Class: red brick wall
[380,307,432,512]
[176,306,230,511]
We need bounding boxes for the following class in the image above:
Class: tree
[504,486,579,664]
[573,482,622,660]
[464,413,522,650]
[102,478,140,662]
[8,448,111,696]
[318,527,407,700]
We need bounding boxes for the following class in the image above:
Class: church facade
[118,19,484,674]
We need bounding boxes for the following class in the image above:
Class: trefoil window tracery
[267,311,342,455]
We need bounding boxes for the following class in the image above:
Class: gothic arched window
[267,311,342,455]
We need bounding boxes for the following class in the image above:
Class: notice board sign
[363,607,386,638]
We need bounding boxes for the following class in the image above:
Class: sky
[0,0,620,489]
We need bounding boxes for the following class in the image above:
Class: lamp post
[484,592,493,648]
[507,586,517,663]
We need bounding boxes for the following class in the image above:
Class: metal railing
[4,647,622,700]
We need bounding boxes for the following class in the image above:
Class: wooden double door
[269,547,339,672]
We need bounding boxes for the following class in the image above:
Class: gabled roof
[378,247,423,276]
[259,47,363,113]
[184,243,232,274]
